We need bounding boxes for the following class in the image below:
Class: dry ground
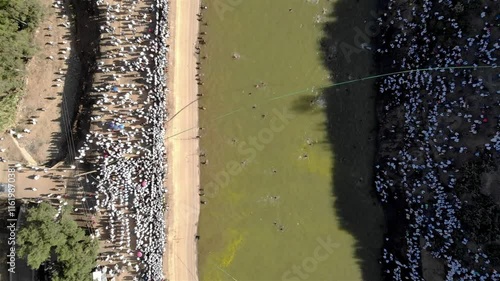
[1,0,79,165]
[0,0,90,278]
[165,0,201,280]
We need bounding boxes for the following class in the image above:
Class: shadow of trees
[292,0,386,279]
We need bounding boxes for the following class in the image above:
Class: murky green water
[197,1,365,280]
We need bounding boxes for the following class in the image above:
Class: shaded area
[299,0,386,279]
[46,0,101,166]
[7,204,37,281]
[364,0,500,279]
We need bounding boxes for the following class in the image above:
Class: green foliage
[17,203,98,281]
[17,203,65,268]
[54,235,98,281]
[53,212,98,281]
[0,0,43,130]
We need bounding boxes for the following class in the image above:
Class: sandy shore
[165,0,201,280]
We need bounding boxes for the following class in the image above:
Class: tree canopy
[0,0,43,130]
[17,203,99,281]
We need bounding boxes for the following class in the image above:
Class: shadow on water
[293,0,386,280]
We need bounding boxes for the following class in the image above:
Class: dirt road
[165,0,201,280]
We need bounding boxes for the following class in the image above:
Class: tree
[17,203,66,268]
[17,203,98,281]
[0,0,44,130]
[53,211,99,281]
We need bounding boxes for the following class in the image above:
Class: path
[7,135,37,166]
[165,0,201,280]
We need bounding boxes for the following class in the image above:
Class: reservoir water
[196,0,383,280]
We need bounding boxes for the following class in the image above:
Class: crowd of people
[73,0,171,279]
[374,0,499,280]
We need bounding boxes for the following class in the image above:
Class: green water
[197,1,369,280]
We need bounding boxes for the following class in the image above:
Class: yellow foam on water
[293,143,333,179]
[307,152,332,178]
[220,231,243,268]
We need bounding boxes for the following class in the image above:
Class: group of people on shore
[73,0,171,279]
[374,0,499,279]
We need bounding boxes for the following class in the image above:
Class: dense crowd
[374,0,499,280]
[74,0,170,279]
